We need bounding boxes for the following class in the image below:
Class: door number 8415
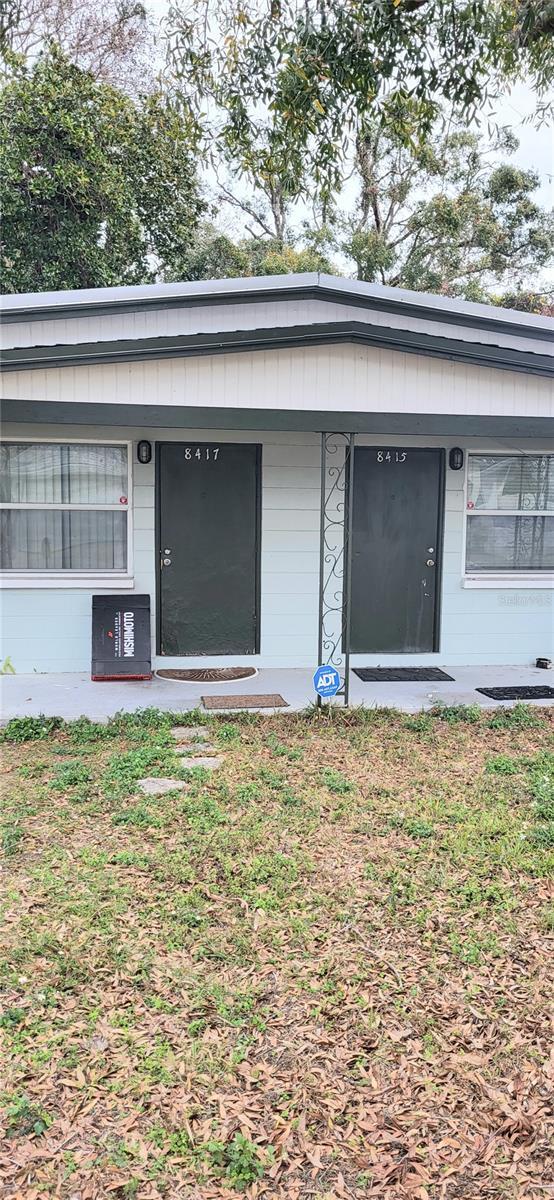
[376,450,407,463]
[184,447,220,460]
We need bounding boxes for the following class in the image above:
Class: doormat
[476,686,554,701]
[202,693,289,710]
[157,667,257,683]
[353,667,455,682]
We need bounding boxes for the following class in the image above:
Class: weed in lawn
[520,750,554,845]
[203,1133,271,1191]
[49,760,92,791]
[448,930,501,964]
[67,716,111,743]
[181,791,226,833]
[102,744,176,799]
[530,823,554,848]
[112,804,163,829]
[1,820,23,856]
[540,905,554,930]
[258,766,287,791]
[322,768,354,794]
[488,702,543,730]
[2,715,63,743]
[486,754,522,775]
[0,1006,25,1028]
[266,732,303,760]
[403,712,434,733]
[18,762,47,779]
[430,703,481,724]
[216,723,240,744]
[388,814,434,839]
[6,1094,52,1138]
[235,782,261,803]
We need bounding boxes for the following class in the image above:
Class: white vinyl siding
[1,423,553,674]
[2,344,552,421]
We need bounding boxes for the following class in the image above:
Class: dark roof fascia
[2,397,552,439]
[1,282,552,344]
[1,321,553,377]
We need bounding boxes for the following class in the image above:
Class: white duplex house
[0,274,553,694]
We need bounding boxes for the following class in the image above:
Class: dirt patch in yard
[1,703,553,1199]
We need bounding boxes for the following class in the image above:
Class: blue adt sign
[313,665,341,699]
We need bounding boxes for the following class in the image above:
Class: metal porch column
[317,432,355,706]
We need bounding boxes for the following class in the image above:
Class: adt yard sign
[313,665,341,699]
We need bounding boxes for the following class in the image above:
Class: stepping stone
[178,756,223,771]
[175,744,218,756]
[170,725,210,743]
[137,776,187,796]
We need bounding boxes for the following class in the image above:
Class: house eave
[1,272,552,344]
[2,320,552,377]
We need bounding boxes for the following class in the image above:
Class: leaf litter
[0,705,553,1198]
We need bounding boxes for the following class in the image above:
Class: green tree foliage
[344,123,554,298]
[168,223,337,280]
[169,0,554,210]
[0,48,203,292]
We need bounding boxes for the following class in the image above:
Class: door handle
[426,558,435,567]
[162,557,172,566]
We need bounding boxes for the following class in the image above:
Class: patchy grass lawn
[1,703,553,1200]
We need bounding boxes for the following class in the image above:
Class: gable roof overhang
[2,318,553,377]
[1,273,552,380]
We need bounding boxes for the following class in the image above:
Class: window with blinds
[0,442,130,572]
[465,455,554,573]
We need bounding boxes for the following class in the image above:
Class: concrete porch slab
[1,665,553,723]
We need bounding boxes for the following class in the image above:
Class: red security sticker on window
[119,495,128,505]
[467,500,475,509]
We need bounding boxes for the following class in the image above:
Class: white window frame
[462,450,554,589]
[0,437,134,589]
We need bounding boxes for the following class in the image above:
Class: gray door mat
[202,693,289,709]
[353,667,455,682]
[476,686,554,701]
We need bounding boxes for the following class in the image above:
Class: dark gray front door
[350,447,444,653]
[158,442,261,656]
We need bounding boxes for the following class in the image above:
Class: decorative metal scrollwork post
[317,432,355,706]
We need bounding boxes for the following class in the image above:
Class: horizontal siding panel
[263,510,320,532]
[0,592,93,616]
[134,485,155,508]
[134,509,155,531]
[262,531,318,552]
[262,467,322,489]
[262,595,318,616]
[262,572,318,594]
[263,489,320,511]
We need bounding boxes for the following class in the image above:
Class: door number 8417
[376,450,407,463]
[184,447,220,460]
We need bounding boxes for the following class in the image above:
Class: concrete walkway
[1,664,552,722]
